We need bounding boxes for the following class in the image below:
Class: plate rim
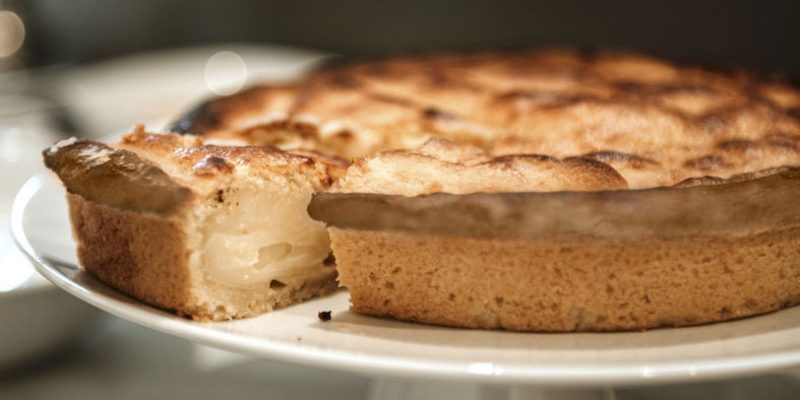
[12,173,800,386]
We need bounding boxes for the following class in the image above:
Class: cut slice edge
[44,131,342,320]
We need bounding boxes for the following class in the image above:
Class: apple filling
[199,177,331,288]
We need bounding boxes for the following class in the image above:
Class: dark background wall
[11,0,800,81]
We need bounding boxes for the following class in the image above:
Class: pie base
[331,227,800,331]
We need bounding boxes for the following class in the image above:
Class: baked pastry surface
[46,49,800,329]
[172,49,800,191]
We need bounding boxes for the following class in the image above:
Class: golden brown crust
[67,193,194,314]
[169,84,300,138]
[43,137,192,216]
[309,166,800,240]
[331,227,800,332]
[169,49,800,191]
[118,125,347,190]
[335,138,629,195]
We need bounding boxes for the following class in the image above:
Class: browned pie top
[116,125,347,187]
[42,126,348,215]
[167,49,800,193]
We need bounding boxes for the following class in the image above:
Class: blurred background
[3,0,800,135]
[11,0,800,74]
[1,1,800,399]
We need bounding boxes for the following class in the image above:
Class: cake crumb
[318,311,332,321]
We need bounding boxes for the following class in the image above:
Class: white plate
[12,173,800,386]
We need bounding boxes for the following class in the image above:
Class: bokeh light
[204,51,247,96]
[0,10,25,58]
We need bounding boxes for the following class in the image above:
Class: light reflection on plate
[0,233,35,292]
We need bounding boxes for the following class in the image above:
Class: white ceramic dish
[12,173,800,386]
